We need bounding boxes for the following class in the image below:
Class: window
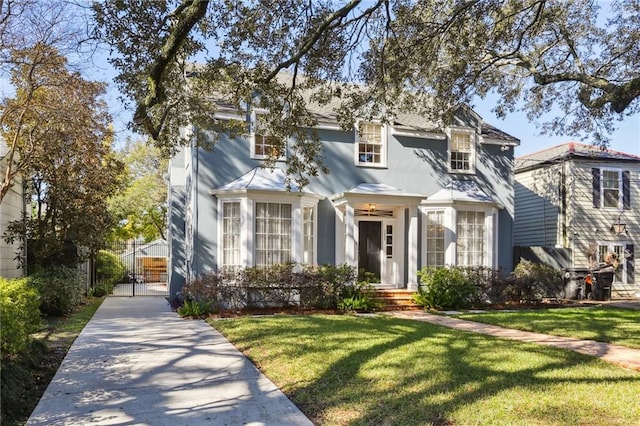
[250,113,285,159]
[457,211,485,266]
[303,206,315,264]
[425,211,445,267]
[385,225,393,258]
[593,168,630,210]
[255,202,292,266]
[253,133,283,159]
[449,131,475,173]
[602,170,621,208]
[222,202,241,266]
[598,243,626,283]
[356,122,385,166]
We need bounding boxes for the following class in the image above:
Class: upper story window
[602,170,621,208]
[448,130,476,174]
[592,168,631,210]
[250,113,286,160]
[355,122,386,167]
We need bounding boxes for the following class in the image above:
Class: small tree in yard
[1,44,125,268]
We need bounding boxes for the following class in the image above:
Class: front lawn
[211,314,640,425]
[454,306,640,349]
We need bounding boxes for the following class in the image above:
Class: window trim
[455,209,487,267]
[420,204,498,269]
[447,127,477,174]
[354,121,387,168]
[249,111,287,161]
[600,167,623,210]
[216,192,320,268]
[221,200,242,267]
[422,209,446,267]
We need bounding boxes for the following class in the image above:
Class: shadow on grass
[217,315,640,425]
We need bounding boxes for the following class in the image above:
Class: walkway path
[389,310,640,371]
[27,297,312,426]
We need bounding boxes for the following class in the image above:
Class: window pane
[602,170,621,208]
[450,132,473,171]
[222,202,241,266]
[425,211,445,267]
[357,122,383,165]
[255,202,293,266]
[456,211,485,267]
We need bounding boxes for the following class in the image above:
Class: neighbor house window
[449,131,475,173]
[222,202,241,266]
[602,169,622,208]
[303,206,315,264]
[456,211,485,266]
[356,122,385,166]
[593,168,630,210]
[425,211,445,267]
[255,202,292,266]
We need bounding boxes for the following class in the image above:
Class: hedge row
[415,260,564,310]
[179,263,359,312]
[0,265,86,359]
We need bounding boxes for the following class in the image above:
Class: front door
[358,221,381,281]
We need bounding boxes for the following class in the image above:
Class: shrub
[509,260,563,303]
[177,299,214,317]
[0,277,41,357]
[241,263,297,307]
[178,263,357,311]
[415,267,481,310]
[298,264,357,309]
[94,250,127,296]
[29,265,85,316]
[338,281,382,312]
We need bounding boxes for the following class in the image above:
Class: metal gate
[92,239,169,297]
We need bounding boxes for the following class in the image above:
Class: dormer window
[355,122,386,167]
[448,129,476,174]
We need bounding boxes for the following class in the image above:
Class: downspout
[560,157,567,248]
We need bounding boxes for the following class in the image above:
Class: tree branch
[133,0,209,140]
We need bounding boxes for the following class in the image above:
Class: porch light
[368,203,376,213]
[611,215,626,235]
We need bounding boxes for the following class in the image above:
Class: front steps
[367,288,422,311]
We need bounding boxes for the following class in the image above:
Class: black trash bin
[563,267,590,300]
[593,271,614,301]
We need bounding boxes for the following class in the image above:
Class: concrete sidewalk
[389,310,640,371]
[27,297,313,426]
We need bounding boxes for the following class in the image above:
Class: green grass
[453,307,640,349]
[211,314,640,425]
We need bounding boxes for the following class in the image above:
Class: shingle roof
[196,68,518,143]
[427,180,501,207]
[515,142,640,171]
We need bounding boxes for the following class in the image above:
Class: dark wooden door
[358,221,381,281]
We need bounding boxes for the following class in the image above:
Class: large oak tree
[93,0,640,180]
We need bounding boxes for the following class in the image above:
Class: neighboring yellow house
[515,142,639,299]
[0,139,27,278]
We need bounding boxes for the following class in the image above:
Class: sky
[471,100,640,158]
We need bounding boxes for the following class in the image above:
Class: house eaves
[515,142,640,173]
